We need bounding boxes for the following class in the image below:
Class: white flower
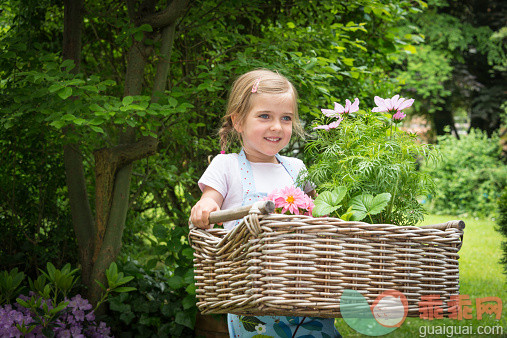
[255,324,266,334]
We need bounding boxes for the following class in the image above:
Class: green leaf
[50,301,69,314]
[182,294,195,310]
[168,275,184,290]
[184,269,195,284]
[106,262,118,284]
[82,85,99,93]
[182,247,194,260]
[350,193,392,219]
[120,311,135,324]
[46,262,56,279]
[350,194,372,212]
[343,58,354,66]
[73,118,87,126]
[134,31,143,42]
[185,283,196,295]
[403,45,417,54]
[58,87,72,100]
[89,103,105,112]
[16,298,29,308]
[152,224,168,239]
[138,24,153,32]
[60,59,75,71]
[113,286,137,293]
[48,83,63,93]
[89,125,104,133]
[312,187,347,217]
[49,120,66,129]
[122,96,134,106]
[340,206,356,221]
[116,276,135,285]
[368,193,392,215]
[175,311,194,329]
[350,210,367,221]
[168,97,178,107]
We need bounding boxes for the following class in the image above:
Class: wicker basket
[189,201,465,318]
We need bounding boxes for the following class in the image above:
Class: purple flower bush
[0,304,35,337]
[0,293,112,337]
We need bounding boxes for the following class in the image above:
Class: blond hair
[219,69,304,152]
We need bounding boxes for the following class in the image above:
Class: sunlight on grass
[335,215,506,337]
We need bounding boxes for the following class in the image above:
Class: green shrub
[105,259,195,338]
[497,187,507,278]
[422,129,506,217]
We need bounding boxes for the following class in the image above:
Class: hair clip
[251,78,261,93]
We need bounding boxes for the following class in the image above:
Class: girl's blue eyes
[258,114,292,121]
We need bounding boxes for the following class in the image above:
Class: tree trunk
[88,136,157,305]
[433,108,460,139]
[62,0,189,307]
[61,0,96,285]
[86,0,189,307]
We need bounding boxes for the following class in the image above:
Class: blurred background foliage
[0,0,505,335]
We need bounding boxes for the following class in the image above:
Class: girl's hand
[190,186,224,229]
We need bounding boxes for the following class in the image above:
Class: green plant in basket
[313,186,392,223]
[305,95,438,225]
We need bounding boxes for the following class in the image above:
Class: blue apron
[227,150,341,338]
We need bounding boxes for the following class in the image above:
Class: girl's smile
[234,92,294,163]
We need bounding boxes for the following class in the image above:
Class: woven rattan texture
[190,214,463,318]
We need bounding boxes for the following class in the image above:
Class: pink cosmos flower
[372,95,414,115]
[313,117,343,131]
[392,110,406,121]
[267,186,314,215]
[321,98,360,117]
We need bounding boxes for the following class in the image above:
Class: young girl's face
[235,92,294,163]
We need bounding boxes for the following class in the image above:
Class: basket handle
[419,220,465,231]
[207,200,275,224]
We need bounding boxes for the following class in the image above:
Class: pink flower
[372,95,414,113]
[392,110,406,121]
[267,186,314,215]
[372,95,413,122]
[302,194,315,216]
[321,98,359,117]
[313,117,343,131]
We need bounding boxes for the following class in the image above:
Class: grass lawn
[334,215,506,337]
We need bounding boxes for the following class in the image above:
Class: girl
[190,69,340,337]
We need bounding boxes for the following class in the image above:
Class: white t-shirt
[198,153,314,230]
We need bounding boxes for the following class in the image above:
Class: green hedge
[422,129,506,217]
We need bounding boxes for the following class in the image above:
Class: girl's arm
[190,186,224,229]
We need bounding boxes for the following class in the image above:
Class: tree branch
[152,22,177,99]
[140,0,189,29]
